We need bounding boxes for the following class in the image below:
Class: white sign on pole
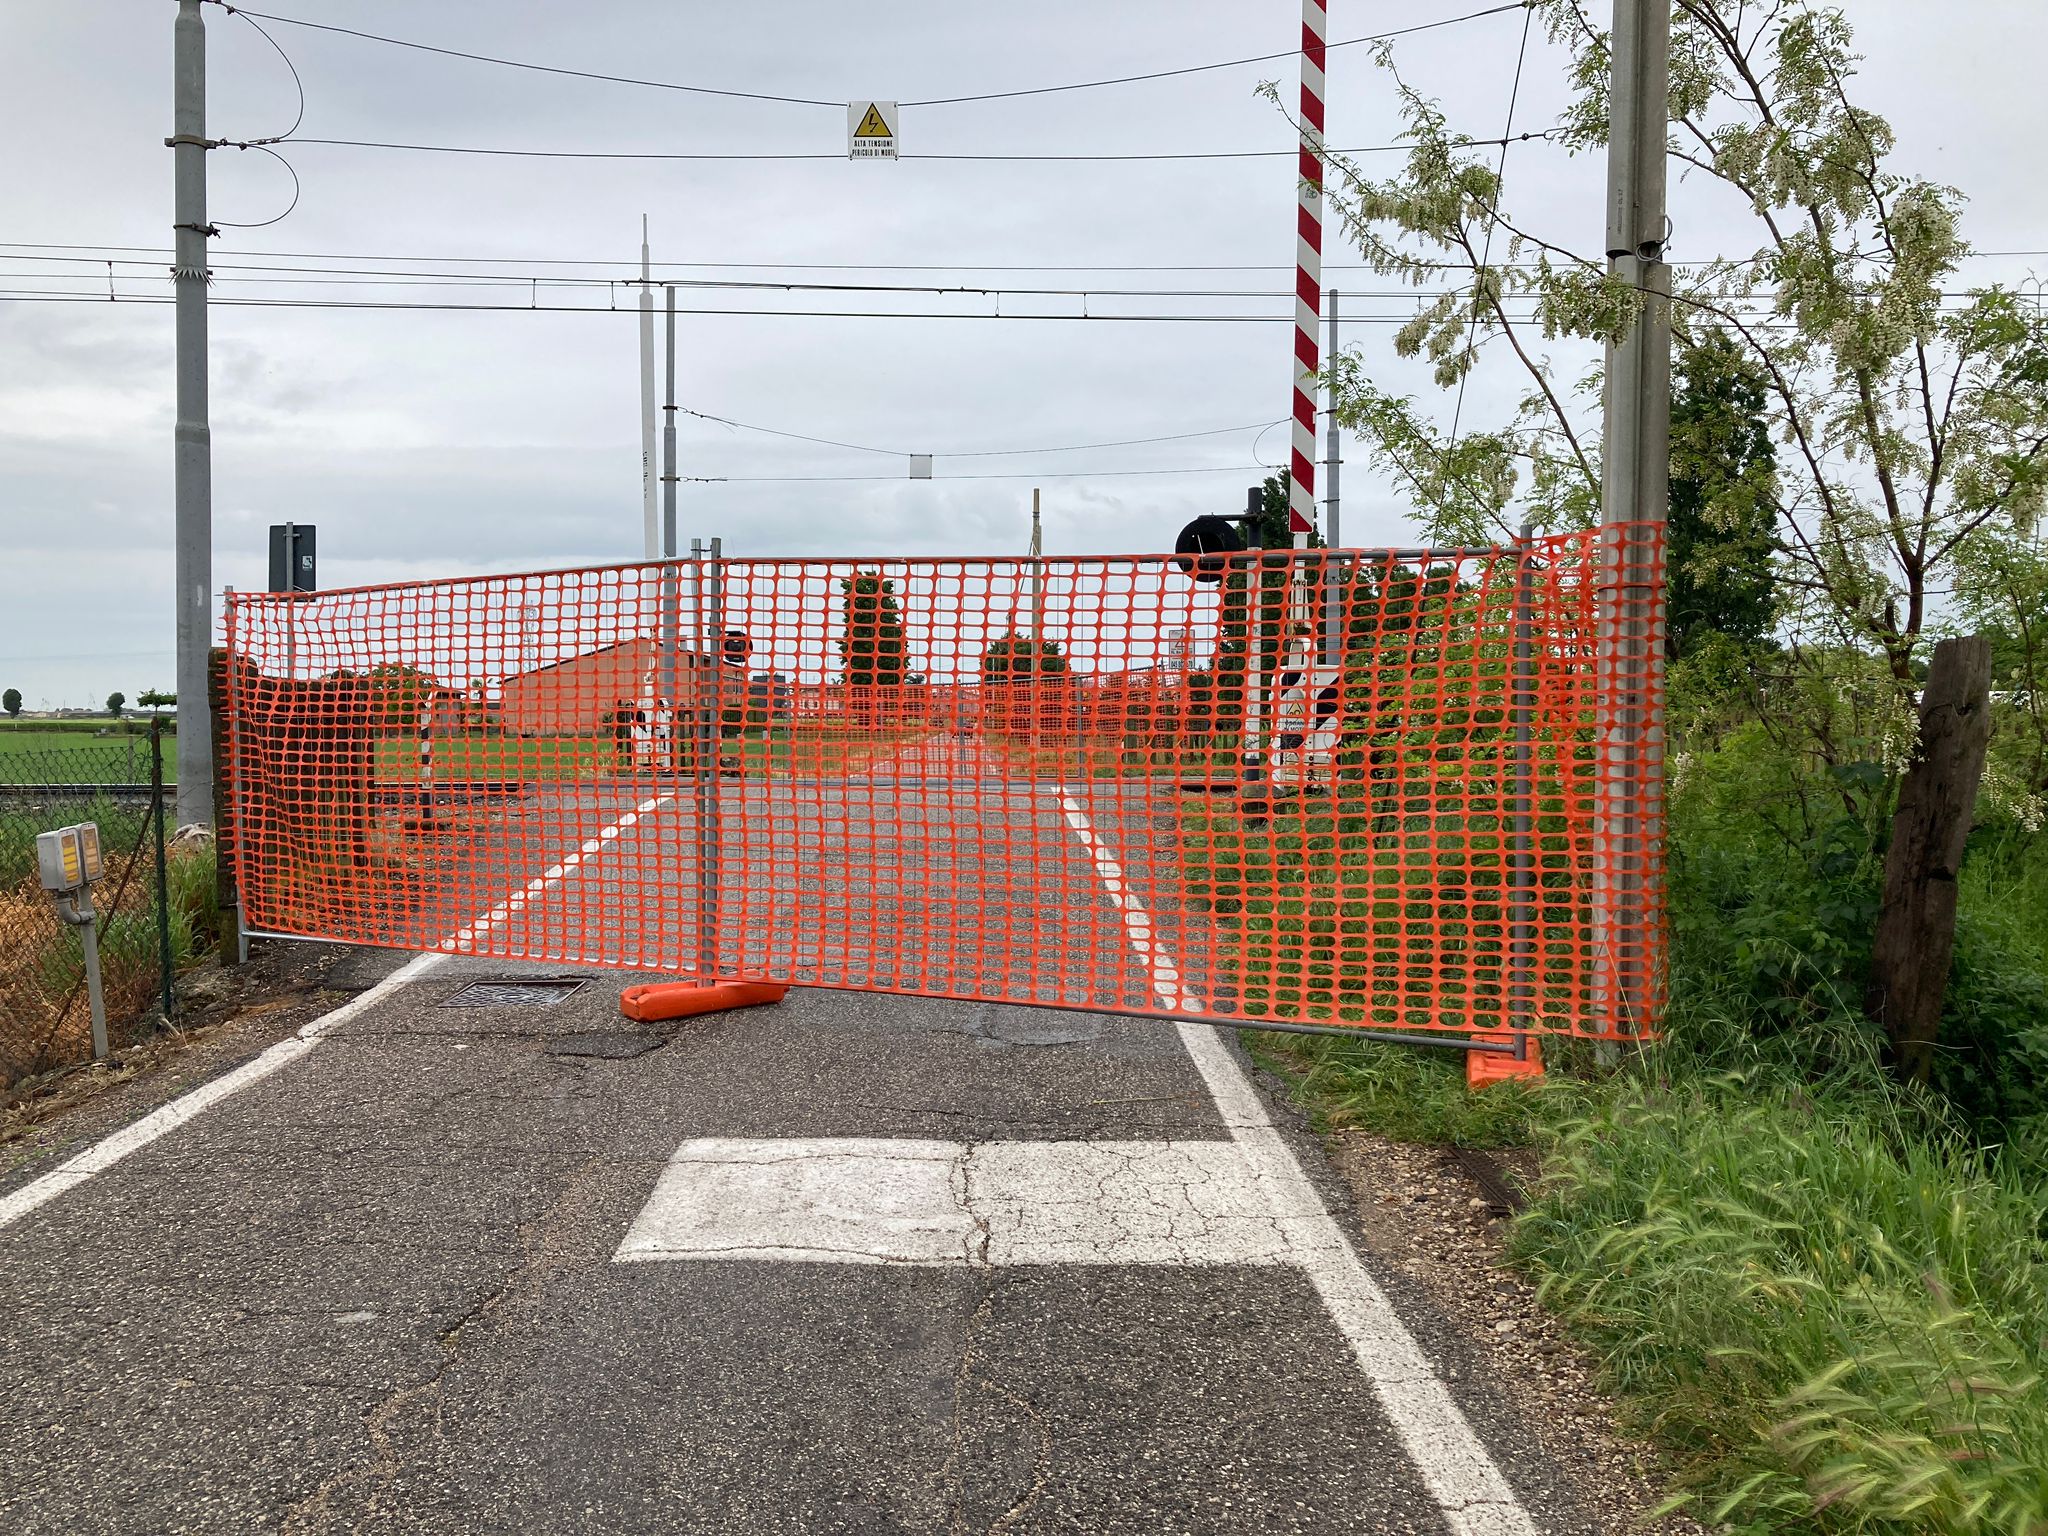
[847,100,899,160]
[909,454,933,479]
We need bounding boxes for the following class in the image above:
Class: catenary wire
[683,408,1283,459]
[0,290,1829,330]
[208,1,1528,113]
[252,133,1556,165]
[9,241,2044,273]
[685,464,1270,483]
[1443,0,1535,471]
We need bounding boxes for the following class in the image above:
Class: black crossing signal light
[1173,513,1245,583]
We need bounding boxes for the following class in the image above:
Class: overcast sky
[2,0,2042,706]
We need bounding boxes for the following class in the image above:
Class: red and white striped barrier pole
[1289,0,1326,549]
[417,701,435,825]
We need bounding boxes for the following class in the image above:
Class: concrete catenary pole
[660,286,682,768]
[1593,0,1671,1038]
[639,216,658,560]
[172,0,213,827]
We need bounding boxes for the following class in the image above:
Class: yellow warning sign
[847,99,899,160]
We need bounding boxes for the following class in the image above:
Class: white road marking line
[445,793,674,952]
[1054,787,1539,1536]
[615,1137,1315,1267]
[0,951,445,1234]
[0,794,675,1236]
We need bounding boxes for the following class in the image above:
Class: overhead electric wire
[273,135,1546,164]
[0,289,1831,331]
[209,0,1528,114]
[1444,0,1535,470]
[682,408,1282,460]
[898,3,1530,106]
[9,242,2045,273]
[687,464,1269,484]
[207,1,843,107]
[2,254,2003,311]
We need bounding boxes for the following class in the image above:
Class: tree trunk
[1867,636,1993,1084]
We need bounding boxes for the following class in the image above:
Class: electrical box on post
[268,523,317,593]
[36,823,103,893]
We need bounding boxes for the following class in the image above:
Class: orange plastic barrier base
[1466,1033,1544,1087]
[619,980,790,1023]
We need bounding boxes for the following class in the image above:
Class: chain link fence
[0,724,210,1086]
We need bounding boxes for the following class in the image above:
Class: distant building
[498,638,732,737]
[499,638,658,737]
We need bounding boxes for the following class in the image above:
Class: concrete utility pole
[1593,0,1671,1038]
[172,0,213,827]
[639,216,658,560]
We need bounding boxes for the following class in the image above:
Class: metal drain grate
[439,977,589,1010]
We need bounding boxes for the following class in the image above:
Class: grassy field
[374,726,923,783]
[978,733,1240,782]
[0,717,164,735]
[0,731,172,782]
[374,733,613,783]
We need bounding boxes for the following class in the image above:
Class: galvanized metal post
[1238,487,1269,787]
[697,538,726,987]
[172,0,213,828]
[152,719,174,1024]
[78,889,108,1062]
[1029,488,1044,750]
[1323,289,1343,666]
[1594,0,1672,1039]
[1510,522,1538,1059]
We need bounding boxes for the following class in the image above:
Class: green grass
[0,733,170,778]
[0,717,166,735]
[1244,1027,1545,1147]
[1513,1070,2048,1534]
[374,732,614,783]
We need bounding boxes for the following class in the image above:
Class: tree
[105,691,125,717]
[327,663,442,726]
[837,571,908,688]
[137,689,175,715]
[1667,332,1780,660]
[2,688,19,718]
[1310,3,2048,1082]
[1315,2,2048,684]
[979,632,1070,682]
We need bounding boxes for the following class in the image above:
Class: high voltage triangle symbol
[853,103,892,138]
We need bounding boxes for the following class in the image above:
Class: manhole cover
[440,977,588,1009]
[548,1031,663,1060]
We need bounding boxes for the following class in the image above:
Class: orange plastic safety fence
[223,527,1665,1040]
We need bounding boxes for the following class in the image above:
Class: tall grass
[1513,1071,2048,1534]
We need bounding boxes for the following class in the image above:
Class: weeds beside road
[1250,800,2048,1535]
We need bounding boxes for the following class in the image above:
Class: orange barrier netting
[222,527,1665,1040]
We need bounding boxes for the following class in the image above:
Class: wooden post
[1868,635,1993,1084]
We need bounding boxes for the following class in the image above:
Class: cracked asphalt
[0,966,1620,1535]
[0,758,1619,1533]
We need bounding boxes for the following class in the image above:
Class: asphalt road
[0,748,1615,1534]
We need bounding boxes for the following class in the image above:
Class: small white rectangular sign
[847,100,899,160]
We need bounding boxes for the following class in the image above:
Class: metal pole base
[619,980,789,1023]
[1466,1031,1544,1086]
